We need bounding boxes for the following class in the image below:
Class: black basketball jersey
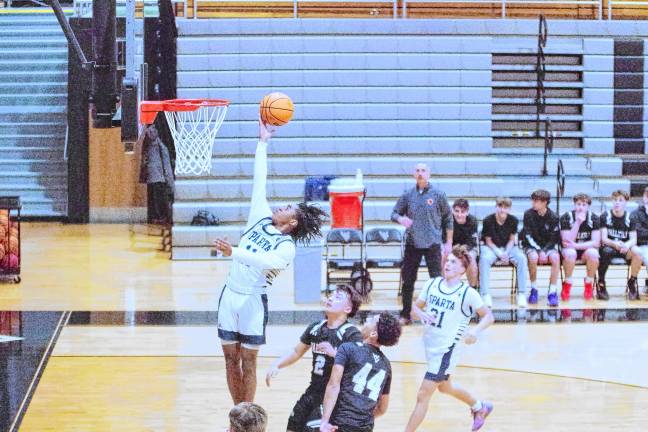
[600,210,631,242]
[560,211,600,243]
[330,342,392,430]
[300,320,362,391]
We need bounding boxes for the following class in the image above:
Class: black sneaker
[627,278,640,301]
[596,281,609,301]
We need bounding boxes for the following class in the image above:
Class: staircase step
[0,60,66,72]
[0,49,67,60]
[0,188,68,201]
[0,146,64,160]
[0,39,67,49]
[0,172,67,187]
[0,122,66,134]
[0,82,67,95]
[0,135,65,146]
[0,71,67,83]
[0,159,66,172]
[0,94,67,106]
[0,28,64,37]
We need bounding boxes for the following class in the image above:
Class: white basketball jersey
[225,141,296,295]
[418,277,483,355]
[226,217,294,295]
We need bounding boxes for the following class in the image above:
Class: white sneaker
[482,294,493,308]
[517,293,528,308]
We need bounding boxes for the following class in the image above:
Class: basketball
[259,92,294,126]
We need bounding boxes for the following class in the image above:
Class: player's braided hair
[376,312,402,347]
[229,402,267,432]
[291,202,328,244]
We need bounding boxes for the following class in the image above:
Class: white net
[163,103,228,176]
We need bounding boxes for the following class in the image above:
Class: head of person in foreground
[228,402,267,432]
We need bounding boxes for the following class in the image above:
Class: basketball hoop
[140,99,229,176]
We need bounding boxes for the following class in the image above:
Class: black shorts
[287,388,324,432]
[331,425,373,432]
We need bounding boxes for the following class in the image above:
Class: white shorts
[425,344,461,382]
[217,285,268,347]
[636,245,648,265]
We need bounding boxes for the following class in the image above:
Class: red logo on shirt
[427,199,434,206]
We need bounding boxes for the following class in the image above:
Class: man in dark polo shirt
[391,163,453,325]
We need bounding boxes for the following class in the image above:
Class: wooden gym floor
[1,224,647,431]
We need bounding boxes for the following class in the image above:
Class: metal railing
[67,0,648,19]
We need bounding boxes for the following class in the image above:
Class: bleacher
[169,18,646,259]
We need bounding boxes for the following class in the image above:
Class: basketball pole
[121,0,140,150]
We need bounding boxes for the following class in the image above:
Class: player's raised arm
[266,342,310,387]
[247,120,276,223]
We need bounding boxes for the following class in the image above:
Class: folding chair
[364,227,404,296]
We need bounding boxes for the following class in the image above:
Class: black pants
[400,244,442,319]
[287,387,323,432]
[598,246,628,283]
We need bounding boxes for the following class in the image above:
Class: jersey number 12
[352,363,386,401]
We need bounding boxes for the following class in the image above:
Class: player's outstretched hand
[320,422,338,432]
[213,238,232,257]
[265,365,279,387]
[464,329,478,345]
[259,118,277,143]
[316,342,337,358]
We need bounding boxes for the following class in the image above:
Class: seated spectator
[629,186,648,300]
[479,197,529,308]
[521,189,561,306]
[560,193,600,303]
[450,198,479,287]
[228,402,267,432]
[599,190,636,301]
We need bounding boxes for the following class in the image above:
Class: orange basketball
[260,92,294,126]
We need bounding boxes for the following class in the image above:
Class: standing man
[392,163,453,325]
[213,120,328,404]
[319,312,402,432]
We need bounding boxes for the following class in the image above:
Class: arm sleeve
[462,287,484,317]
[381,371,392,395]
[547,213,561,248]
[230,241,295,270]
[523,211,541,250]
[247,141,273,224]
[334,343,351,366]
[481,216,492,241]
[300,321,317,345]
[390,192,408,222]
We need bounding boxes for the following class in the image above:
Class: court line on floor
[9,311,71,432]
[45,353,647,390]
